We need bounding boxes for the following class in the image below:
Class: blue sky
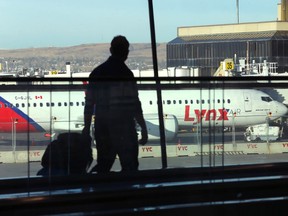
[0,0,280,49]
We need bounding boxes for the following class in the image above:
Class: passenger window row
[0,102,85,108]
[149,99,231,105]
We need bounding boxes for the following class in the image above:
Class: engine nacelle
[52,114,179,142]
[138,114,178,142]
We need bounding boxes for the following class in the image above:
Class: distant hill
[0,43,166,59]
[0,43,167,72]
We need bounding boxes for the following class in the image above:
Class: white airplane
[142,88,287,127]
[0,88,286,141]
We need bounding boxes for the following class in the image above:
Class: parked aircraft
[0,88,286,141]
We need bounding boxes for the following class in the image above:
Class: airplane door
[243,93,252,112]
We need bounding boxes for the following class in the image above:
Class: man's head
[110,35,129,61]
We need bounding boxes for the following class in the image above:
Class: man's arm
[134,100,148,145]
[83,112,92,136]
[82,82,95,137]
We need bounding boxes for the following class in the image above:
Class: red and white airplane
[0,88,286,141]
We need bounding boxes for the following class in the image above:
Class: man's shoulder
[89,57,134,78]
[89,62,108,77]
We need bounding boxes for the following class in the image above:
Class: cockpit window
[261,96,272,102]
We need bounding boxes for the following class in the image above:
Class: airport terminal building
[167,21,288,76]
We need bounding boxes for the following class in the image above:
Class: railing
[0,163,288,215]
[0,76,287,175]
[0,75,287,213]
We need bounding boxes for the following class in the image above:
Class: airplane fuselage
[0,88,286,133]
[140,89,287,127]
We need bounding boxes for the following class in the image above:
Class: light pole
[5,61,8,73]
[12,118,18,162]
[236,0,240,24]
[232,112,236,149]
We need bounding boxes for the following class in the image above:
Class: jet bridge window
[261,96,272,102]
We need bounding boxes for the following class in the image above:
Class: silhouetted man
[83,35,148,173]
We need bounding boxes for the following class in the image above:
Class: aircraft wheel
[255,137,261,142]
